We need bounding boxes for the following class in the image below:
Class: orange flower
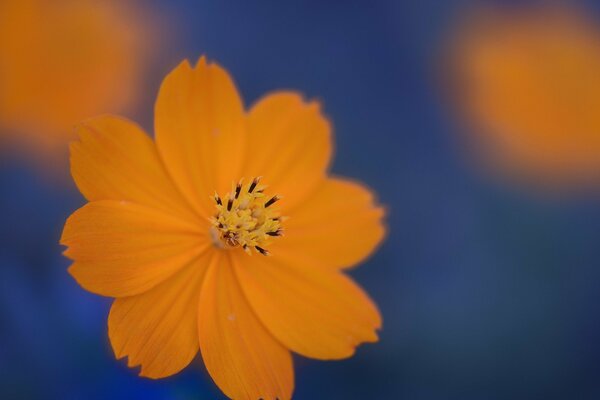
[446,6,600,190]
[0,0,155,159]
[61,57,386,399]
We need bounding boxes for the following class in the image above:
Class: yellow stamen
[210,177,283,255]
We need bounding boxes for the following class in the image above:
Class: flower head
[0,0,156,159]
[61,57,386,399]
[210,177,283,255]
[446,5,600,190]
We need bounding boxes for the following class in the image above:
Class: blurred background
[1,0,600,399]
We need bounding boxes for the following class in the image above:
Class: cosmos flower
[445,5,600,190]
[0,0,156,161]
[61,57,386,399]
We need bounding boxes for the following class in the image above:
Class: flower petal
[71,115,198,222]
[199,254,294,400]
[275,177,385,269]
[233,251,381,360]
[245,91,332,212]
[62,200,208,297]
[155,58,246,218]
[108,251,212,379]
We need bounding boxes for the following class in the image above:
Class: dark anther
[255,246,269,256]
[214,194,222,205]
[227,198,233,211]
[249,177,259,193]
[218,223,224,229]
[264,195,279,208]
[243,244,248,251]
[266,230,281,237]
[235,183,242,199]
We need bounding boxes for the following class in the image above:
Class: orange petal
[275,177,386,269]
[61,200,208,297]
[233,251,381,360]
[155,58,246,218]
[108,251,212,379]
[245,91,332,212]
[199,254,294,400]
[71,115,198,222]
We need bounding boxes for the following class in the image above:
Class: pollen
[210,177,284,256]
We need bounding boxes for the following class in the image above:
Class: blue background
[2,0,600,399]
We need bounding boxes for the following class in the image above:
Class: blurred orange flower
[446,6,600,190]
[0,0,155,161]
[61,57,385,399]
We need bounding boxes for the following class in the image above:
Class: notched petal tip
[195,54,207,67]
[66,263,77,278]
[338,319,382,360]
[188,54,227,75]
[327,326,381,361]
[59,209,80,246]
[176,58,193,71]
[114,354,165,381]
[138,362,166,380]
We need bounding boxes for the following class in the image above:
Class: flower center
[210,177,283,256]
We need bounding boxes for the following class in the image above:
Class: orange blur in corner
[444,5,600,191]
[0,0,159,164]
